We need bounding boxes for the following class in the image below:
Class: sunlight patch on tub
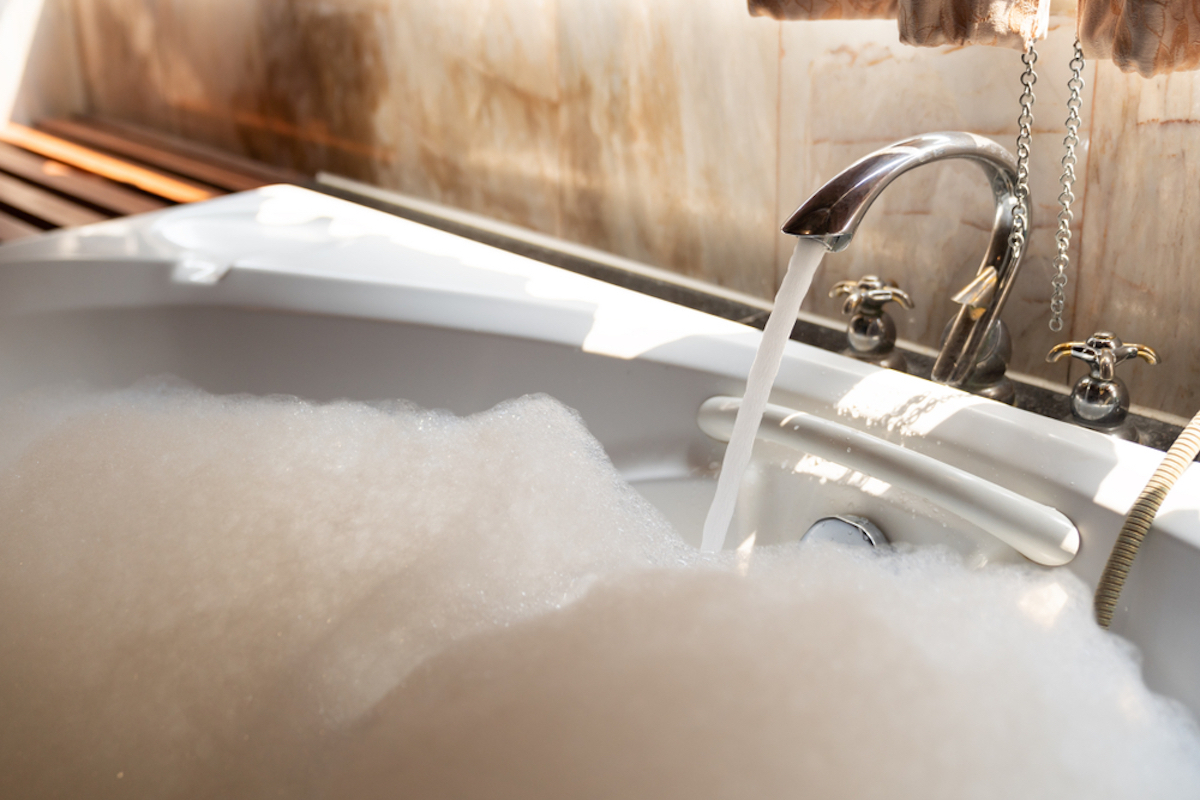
[1092,457,1157,516]
[578,300,741,360]
[161,186,742,360]
[792,454,892,498]
[833,370,985,437]
[248,187,529,269]
[255,188,338,228]
[248,188,743,359]
[736,531,757,576]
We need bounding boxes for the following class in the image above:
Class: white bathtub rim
[0,185,1195,562]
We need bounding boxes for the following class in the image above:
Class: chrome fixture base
[803,516,889,549]
[942,317,1016,405]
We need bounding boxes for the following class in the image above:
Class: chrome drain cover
[803,515,888,549]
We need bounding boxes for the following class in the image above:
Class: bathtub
[0,184,1197,716]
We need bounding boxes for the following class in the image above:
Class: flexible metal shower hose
[1094,410,1200,628]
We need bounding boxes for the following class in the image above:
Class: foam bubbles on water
[0,382,1198,799]
[323,545,1200,800]
[0,381,683,798]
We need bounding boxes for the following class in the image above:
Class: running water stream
[700,238,826,552]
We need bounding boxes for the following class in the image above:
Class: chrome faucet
[782,132,1021,401]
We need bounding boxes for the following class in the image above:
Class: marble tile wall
[26,0,1200,418]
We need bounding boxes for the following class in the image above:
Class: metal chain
[1049,39,1085,333]
[1010,46,1037,265]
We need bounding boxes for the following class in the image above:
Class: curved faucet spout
[782,132,1022,394]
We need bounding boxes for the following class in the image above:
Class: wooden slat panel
[0,123,218,204]
[39,118,264,193]
[0,208,42,242]
[0,173,108,227]
[86,116,303,186]
[0,141,167,216]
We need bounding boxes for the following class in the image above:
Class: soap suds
[0,382,1196,799]
[326,548,1200,799]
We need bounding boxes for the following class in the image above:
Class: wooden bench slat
[40,118,265,193]
[0,173,109,228]
[85,116,303,186]
[0,208,43,242]
[0,141,168,216]
[0,123,218,204]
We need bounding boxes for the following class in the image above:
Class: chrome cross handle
[829,275,914,317]
[829,275,914,372]
[1047,332,1159,440]
[1047,332,1160,380]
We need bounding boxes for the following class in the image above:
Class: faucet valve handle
[1047,332,1160,380]
[829,276,913,372]
[1046,332,1159,440]
[829,275,913,317]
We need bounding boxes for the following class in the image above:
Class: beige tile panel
[373,0,563,234]
[1075,62,1200,419]
[69,0,565,234]
[71,0,782,296]
[229,0,397,180]
[70,1,259,147]
[556,0,781,298]
[69,0,395,177]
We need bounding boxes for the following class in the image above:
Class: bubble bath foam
[0,382,1197,799]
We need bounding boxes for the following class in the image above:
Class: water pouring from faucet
[701,132,1025,553]
[699,238,826,552]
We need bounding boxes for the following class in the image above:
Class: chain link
[1049,39,1085,333]
[1010,46,1037,267]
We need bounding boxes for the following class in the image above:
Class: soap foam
[0,382,683,799]
[324,546,1200,799]
[0,382,1197,799]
